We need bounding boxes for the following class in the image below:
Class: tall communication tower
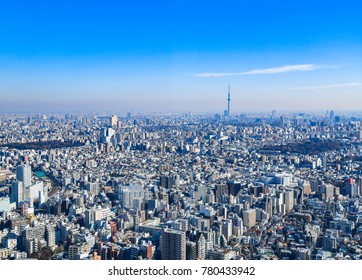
[227,85,231,117]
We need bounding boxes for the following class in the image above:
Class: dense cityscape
[1,107,362,260]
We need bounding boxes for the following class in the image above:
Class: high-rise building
[357,177,362,195]
[100,127,115,144]
[330,110,335,121]
[16,165,32,188]
[280,116,286,127]
[284,190,294,212]
[242,209,256,230]
[161,228,186,260]
[186,241,196,260]
[215,184,228,202]
[346,178,359,198]
[196,234,206,259]
[109,114,118,127]
[322,184,335,201]
[10,181,23,207]
[231,215,243,237]
[45,225,56,247]
[222,219,233,241]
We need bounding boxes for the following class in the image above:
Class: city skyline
[2,111,362,260]
[0,1,361,113]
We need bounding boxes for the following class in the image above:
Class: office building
[16,165,32,188]
[109,114,118,127]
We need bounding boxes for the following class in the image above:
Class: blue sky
[0,0,361,113]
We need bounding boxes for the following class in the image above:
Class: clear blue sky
[0,0,361,113]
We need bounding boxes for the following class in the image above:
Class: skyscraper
[100,127,115,144]
[330,110,335,121]
[10,181,23,207]
[161,228,186,260]
[109,114,118,127]
[16,164,32,188]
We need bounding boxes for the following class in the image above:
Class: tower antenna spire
[227,85,231,117]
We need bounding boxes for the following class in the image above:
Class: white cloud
[194,64,336,77]
[288,82,362,90]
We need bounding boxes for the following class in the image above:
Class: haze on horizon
[0,1,361,113]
